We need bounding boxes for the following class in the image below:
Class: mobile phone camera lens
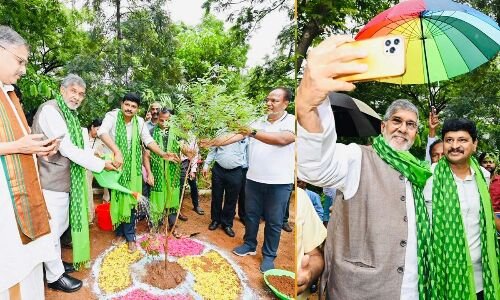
[394,38,400,45]
[390,47,396,53]
[385,40,391,46]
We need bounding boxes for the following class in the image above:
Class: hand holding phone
[336,35,406,82]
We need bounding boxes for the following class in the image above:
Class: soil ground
[45,191,295,299]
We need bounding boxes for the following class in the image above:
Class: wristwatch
[250,129,257,137]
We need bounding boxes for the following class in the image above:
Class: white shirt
[424,165,491,293]
[97,109,154,148]
[37,105,104,173]
[0,84,56,291]
[247,112,295,184]
[297,99,419,300]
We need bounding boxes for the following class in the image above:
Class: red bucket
[95,203,113,231]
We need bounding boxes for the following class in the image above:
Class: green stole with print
[430,157,500,300]
[110,111,141,227]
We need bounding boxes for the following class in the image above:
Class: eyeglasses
[388,117,418,131]
[0,45,28,67]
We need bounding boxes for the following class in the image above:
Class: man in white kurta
[0,25,57,300]
[0,85,56,299]
[32,74,112,292]
[296,35,426,299]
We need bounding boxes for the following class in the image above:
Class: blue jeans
[243,179,292,258]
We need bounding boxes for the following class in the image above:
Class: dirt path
[45,192,295,299]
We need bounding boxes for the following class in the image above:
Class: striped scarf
[0,88,50,244]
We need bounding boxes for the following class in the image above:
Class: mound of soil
[267,275,295,298]
[143,260,187,290]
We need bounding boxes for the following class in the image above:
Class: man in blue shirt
[202,138,249,237]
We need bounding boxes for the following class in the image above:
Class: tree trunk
[116,0,122,77]
[296,20,321,72]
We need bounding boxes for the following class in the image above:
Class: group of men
[296,35,500,300]
[0,25,189,297]
[1,25,296,298]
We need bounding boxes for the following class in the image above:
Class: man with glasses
[297,35,432,299]
[0,25,58,299]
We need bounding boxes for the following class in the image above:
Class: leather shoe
[282,222,293,232]
[223,226,235,237]
[62,261,75,274]
[194,206,205,215]
[208,221,219,231]
[178,212,188,221]
[47,273,82,293]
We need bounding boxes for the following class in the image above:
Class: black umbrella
[327,92,382,137]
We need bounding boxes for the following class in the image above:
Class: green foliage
[174,15,249,82]
[170,66,265,140]
[0,0,92,111]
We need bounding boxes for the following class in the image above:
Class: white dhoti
[0,165,55,297]
[42,189,70,283]
[0,264,44,300]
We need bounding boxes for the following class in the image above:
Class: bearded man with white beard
[31,74,116,293]
[296,35,433,300]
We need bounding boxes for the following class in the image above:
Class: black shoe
[62,261,75,274]
[282,222,293,232]
[223,226,235,237]
[47,273,82,293]
[194,206,205,215]
[208,221,220,231]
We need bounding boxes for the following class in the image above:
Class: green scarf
[165,126,181,213]
[430,157,500,300]
[149,126,168,227]
[55,95,90,269]
[110,111,142,227]
[372,135,432,300]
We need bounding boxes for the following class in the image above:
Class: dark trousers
[477,291,484,300]
[243,179,292,258]
[238,168,248,220]
[211,163,243,227]
[180,160,199,208]
[115,208,137,242]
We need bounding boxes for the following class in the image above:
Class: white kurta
[36,103,105,282]
[0,85,55,296]
[297,99,419,300]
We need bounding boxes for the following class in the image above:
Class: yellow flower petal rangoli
[178,250,241,300]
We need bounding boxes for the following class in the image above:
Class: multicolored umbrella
[356,0,500,106]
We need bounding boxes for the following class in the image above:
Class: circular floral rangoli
[91,233,257,299]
